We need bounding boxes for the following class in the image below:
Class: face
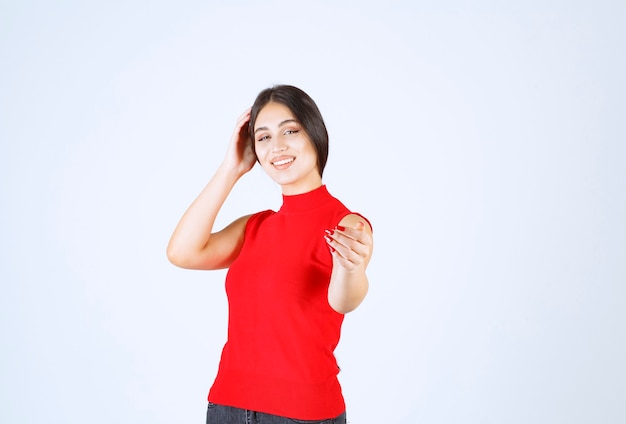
[253,102,322,195]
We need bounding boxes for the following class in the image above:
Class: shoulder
[251,209,275,219]
[338,212,373,233]
[245,209,275,228]
[325,190,370,227]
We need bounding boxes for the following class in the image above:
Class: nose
[271,136,287,152]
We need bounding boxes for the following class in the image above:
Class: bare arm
[166,109,256,270]
[325,214,374,313]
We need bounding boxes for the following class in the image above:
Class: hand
[324,221,373,272]
[223,108,257,176]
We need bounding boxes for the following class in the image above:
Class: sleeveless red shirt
[208,185,359,419]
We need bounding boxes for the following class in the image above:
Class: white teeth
[273,158,294,166]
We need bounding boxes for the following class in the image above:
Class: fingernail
[325,229,334,236]
[335,225,345,231]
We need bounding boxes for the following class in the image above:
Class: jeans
[206,402,347,424]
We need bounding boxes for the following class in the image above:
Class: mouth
[271,157,295,167]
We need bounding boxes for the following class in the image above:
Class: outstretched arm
[166,109,256,270]
[325,213,374,313]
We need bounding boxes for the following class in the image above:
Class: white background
[1,1,624,423]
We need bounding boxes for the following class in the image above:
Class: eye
[256,134,270,142]
[284,129,300,135]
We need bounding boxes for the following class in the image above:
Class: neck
[280,184,331,213]
[280,176,323,196]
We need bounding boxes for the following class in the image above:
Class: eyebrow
[254,119,299,134]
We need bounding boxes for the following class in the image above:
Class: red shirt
[208,185,359,419]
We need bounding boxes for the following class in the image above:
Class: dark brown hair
[249,85,329,176]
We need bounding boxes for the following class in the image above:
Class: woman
[167,85,373,424]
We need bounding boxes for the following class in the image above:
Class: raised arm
[325,213,374,313]
[166,109,256,270]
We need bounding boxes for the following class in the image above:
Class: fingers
[236,108,252,126]
[224,108,256,173]
[234,109,252,138]
[324,222,372,269]
[229,108,253,147]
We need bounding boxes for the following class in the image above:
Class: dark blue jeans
[206,402,347,424]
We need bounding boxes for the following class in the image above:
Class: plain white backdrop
[1,1,624,423]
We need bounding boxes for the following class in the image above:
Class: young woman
[167,85,373,424]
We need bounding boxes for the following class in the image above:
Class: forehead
[254,102,296,129]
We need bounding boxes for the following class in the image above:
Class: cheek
[255,146,273,167]
[251,141,260,162]
[253,143,266,158]
[303,142,319,163]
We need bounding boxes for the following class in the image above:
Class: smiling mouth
[272,157,295,166]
